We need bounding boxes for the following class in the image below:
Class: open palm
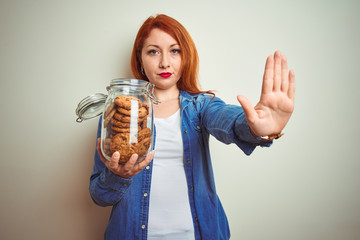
[237,50,295,138]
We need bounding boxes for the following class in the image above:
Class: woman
[90,14,295,240]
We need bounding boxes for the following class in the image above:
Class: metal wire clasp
[145,82,160,104]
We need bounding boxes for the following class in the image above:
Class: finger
[97,138,108,164]
[273,50,282,91]
[122,154,138,172]
[237,95,257,124]
[109,151,120,170]
[135,150,155,171]
[288,69,296,100]
[281,55,289,93]
[262,55,274,94]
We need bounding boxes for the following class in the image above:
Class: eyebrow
[144,43,179,48]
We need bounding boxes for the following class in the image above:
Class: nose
[159,53,170,69]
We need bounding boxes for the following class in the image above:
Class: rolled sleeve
[234,112,272,155]
[100,167,133,191]
[201,95,272,156]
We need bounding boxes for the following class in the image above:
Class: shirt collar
[179,90,195,112]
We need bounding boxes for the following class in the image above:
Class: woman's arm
[201,96,270,155]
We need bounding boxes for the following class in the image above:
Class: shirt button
[145,166,150,170]
[196,126,200,130]
[184,130,188,134]
[186,159,191,164]
[143,193,148,197]
[141,225,146,229]
[190,185,194,190]
[195,216,198,221]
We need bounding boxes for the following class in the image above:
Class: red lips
[159,72,172,78]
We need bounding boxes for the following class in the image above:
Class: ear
[141,65,145,76]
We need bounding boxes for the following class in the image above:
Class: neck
[154,87,180,102]
[153,87,181,118]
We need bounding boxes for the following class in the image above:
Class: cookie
[136,137,151,156]
[114,95,142,110]
[120,115,145,123]
[111,118,131,128]
[141,118,148,129]
[104,138,112,145]
[114,112,145,123]
[110,133,137,162]
[103,138,112,156]
[138,128,151,142]
[117,106,148,118]
[104,103,115,119]
[103,108,116,128]
[112,125,141,133]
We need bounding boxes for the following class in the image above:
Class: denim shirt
[89,91,272,240]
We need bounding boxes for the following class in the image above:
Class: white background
[1,0,359,239]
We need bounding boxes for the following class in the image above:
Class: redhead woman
[90,14,295,240]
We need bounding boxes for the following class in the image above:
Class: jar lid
[107,78,160,104]
[75,93,107,123]
[109,77,147,86]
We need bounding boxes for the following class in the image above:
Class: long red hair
[131,14,206,94]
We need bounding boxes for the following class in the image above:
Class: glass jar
[76,78,159,163]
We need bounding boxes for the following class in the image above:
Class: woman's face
[141,28,182,91]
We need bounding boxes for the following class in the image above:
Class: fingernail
[131,154,138,160]
[113,151,119,158]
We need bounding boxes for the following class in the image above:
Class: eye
[147,49,159,55]
[171,49,181,54]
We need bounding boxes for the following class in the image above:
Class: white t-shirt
[147,109,195,240]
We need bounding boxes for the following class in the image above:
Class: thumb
[237,95,257,124]
[109,151,120,169]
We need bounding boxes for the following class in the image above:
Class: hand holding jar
[96,138,154,178]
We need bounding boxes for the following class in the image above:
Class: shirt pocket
[189,117,204,147]
[190,118,202,133]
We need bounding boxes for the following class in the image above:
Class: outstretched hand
[237,50,295,138]
[97,138,154,178]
